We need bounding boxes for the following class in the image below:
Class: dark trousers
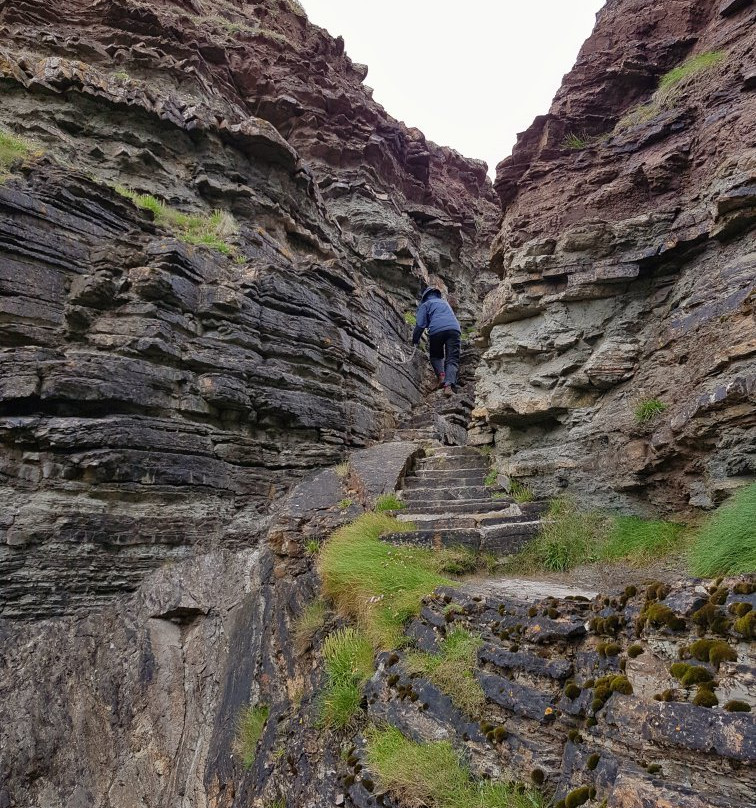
[428,330,461,386]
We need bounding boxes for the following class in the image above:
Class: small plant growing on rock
[563,132,590,149]
[374,493,405,512]
[404,627,485,717]
[234,704,269,768]
[320,627,374,728]
[114,186,239,256]
[0,128,41,180]
[404,311,417,326]
[634,398,668,422]
[293,599,326,654]
[305,539,321,556]
[338,498,353,510]
[510,479,535,503]
[334,461,350,479]
[484,467,499,487]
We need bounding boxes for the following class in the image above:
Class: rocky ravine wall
[0,0,498,617]
[473,0,756,516]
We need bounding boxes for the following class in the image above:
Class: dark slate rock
[405,619,440,653]
[349,441,420,504]
[523,616,587,644]
[478,671,554,720]
[479,643,573,680]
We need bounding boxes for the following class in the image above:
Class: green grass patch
[510,479,534,503]
[114,187,238,256]
[334,461,350,479]
[658,50,725,93]
[484,467,498,487]
[509,499,609,573]
[615,50,726,132]
[374,493,405,512]
[321,627,374,728]
[604,516,688,561]
[634,398,668,423]
[365,726,546,808]
[293,598,326,654]
[563,132,590,149]
[404,628,485,716]
[504,499,688,573]
[338,498,353,510]
[318,513,451,648]
[689,483,756,576]
[0,128,40,179]
[234,704,269,768]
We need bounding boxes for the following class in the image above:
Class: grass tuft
[234,705,269,768]
[404,628,485,716]
[563,132,590,149]
[365,726,546,808]
[508,499,609,572]
[321,627,374,728]
[510,479,535,503]
[318,513,451,648]
[293,598,326,654]
[615,50,726,133]
[114,187,238,256]
[603,516,687,561]
[689,484,756,576]
[634,398,668,423]
[374,493,405,512]
[505,499,688,573]
[0,128,41,179]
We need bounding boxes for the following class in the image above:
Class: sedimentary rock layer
[474,0,756,515]
[0,0,498,616]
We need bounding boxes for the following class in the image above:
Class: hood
[420,287,442,302]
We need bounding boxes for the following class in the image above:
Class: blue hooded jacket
[412,288,461,345]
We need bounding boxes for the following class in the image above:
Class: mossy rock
[564,683,582,700]
[587,753,601,771]
[724,700,751,712]
[565,786,591,808]
[729,602,753,617]
[627,644,644,659]
[733,611,755,640]
[693,688,718,708]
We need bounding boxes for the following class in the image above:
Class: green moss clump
[708,587,729,605]
[531,768,545,785]
[734,611,755,639]
[724,700,751,712]
[609,675,633,695]
[604,643,621,657]
[644,602,686,631]
[528,606,539,617]
[646,763,662,774]
[568,729,582,743]
[733,582,756,595]
[670,664,714,687]
[689,639,736,667]
[586,753,601,771]
[654,689,676,702]
[645,582,670,601]
[585,716,598,727]
[624,585,638,598]
[729,602,753,617]
[691,602,732,634]
[693,688,718,708]
[564,683,581,700]
[627,644,644,659]
[565,786,591,808]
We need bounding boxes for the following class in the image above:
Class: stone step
[396,509,536,531]
[401,498,516,514]
[403,475,487,492]
[403,485,490,501]
[418,458,487,472]
[383,519,541,553]
[414,468,487,482]
[427,446,483,458]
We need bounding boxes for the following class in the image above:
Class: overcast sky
[299,1,605,177]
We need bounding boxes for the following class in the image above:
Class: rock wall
[473,0,756,515]
[0,0,498,617]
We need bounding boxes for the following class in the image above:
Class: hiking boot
[437,372,446,389]
[443,384,453,397]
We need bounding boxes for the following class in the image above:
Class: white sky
[299,0,605,177]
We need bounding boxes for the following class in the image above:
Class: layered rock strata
[474,0,756,515]
[0,0,498,616]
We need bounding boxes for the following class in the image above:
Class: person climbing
[411,286,462,396]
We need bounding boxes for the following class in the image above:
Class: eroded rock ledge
[473,0,756,515]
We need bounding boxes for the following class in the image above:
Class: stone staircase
[384,444,546,554]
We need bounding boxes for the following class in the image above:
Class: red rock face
[475,0,755,515]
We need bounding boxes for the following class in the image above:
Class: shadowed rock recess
[0,1,754,807]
